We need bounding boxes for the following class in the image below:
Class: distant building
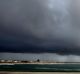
[13,60,18,63]
[7,60,13,63]
[21,60,30,63]
[0,60,5,63]
[37,59,40,62]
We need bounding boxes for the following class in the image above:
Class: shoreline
[0,63,80,65]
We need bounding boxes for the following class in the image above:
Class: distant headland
[0,59,80,64]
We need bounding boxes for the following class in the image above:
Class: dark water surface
[0,64,80,72]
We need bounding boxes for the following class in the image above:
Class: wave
[34,67,80,71]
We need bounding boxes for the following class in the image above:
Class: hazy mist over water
[1,53,80,62]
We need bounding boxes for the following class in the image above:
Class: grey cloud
[0,0,80,49]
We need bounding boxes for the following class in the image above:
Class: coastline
[0,63,80,65]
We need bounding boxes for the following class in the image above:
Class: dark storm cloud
[0,0,80,54]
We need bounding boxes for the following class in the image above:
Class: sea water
[0,64,80,72]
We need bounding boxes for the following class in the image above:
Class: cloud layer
[0,0,80,54]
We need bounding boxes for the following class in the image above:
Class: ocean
[0,64,80,72]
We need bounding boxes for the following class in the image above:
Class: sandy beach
[0,72,80,74]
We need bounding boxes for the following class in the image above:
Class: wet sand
[0,72,80,74]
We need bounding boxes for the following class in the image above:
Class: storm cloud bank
[0,0,80,54]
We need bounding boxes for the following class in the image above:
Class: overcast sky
[0,0,80,55]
